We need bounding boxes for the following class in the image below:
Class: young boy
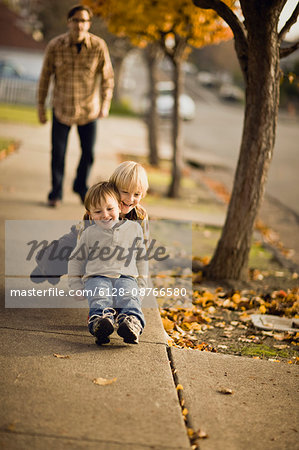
[68,182,148,345]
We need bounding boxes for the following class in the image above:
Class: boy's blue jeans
[85,275,145,335]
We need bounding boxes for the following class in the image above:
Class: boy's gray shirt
[68,220,148,293]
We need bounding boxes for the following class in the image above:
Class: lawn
[0,100,137,126]
[0,103,40,125]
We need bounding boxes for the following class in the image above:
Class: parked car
[143,81,196,121]
[219,84,244,102]
[197,71,218,88]
[0,59,37,81]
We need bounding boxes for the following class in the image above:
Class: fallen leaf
[176,384,184,390]
[259,305,267,314]
[4,423,16,432]
[93,377,117,386]
[278,290,287,298]
[214,321,226,328]
[197,429,209,439]
[188,427,208,440]
[162,317,175,331]
[217,388,234,395]
[223,299,234,308]
[190,322,203,331]
[175,324,186,334]
[238,337,253,343]
[187,427,194,437]
[53,353,70,359]
[231,293,241,303]
[273,333,287,341]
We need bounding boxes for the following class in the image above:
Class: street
[122,50,299,215]
[183,97,299,215]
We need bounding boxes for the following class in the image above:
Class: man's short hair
[67,4,93,20]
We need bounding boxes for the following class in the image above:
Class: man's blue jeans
[49,112,97,201]
[85,275,145,335]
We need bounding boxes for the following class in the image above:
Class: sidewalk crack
[166,346,200,450]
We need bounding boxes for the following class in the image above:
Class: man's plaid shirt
[38,32,114,126]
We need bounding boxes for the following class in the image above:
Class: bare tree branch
[280,40,299,58]
[279,1,299,42]
[193,0,246,41]
[192,0,248,80]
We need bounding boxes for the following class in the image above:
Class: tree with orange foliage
[84,0,232,196]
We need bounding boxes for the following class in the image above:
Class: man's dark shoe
[47,199,60,208]
[89,308,116,345]
[73,185,87,204]
[116,314,142,344]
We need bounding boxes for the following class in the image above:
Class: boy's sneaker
[116,314,142,344]
[89,308,116,345]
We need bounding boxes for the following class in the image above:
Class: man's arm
[98,40,114,118]
[38,42,55,124]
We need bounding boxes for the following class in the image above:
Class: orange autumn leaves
[84,0,234,49]
[161,288,299,352]
[192,288,299,317]
[161,305,216,351]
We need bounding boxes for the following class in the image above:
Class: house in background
[0,1,46,103]
[0,1,45,78]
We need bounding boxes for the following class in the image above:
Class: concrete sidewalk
[1,117,298,450]
[0,117,191,449]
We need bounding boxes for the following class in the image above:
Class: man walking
[38,4,114,207]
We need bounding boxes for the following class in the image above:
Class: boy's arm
[30,224,79,285]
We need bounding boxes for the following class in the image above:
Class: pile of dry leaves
[160,287,299,363]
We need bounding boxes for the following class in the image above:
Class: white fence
[0,78,38,105]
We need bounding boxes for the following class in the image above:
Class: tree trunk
[168,58,183,198]
[111,56,123,104]
[206,9,281,280]
[144,47,160,166]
